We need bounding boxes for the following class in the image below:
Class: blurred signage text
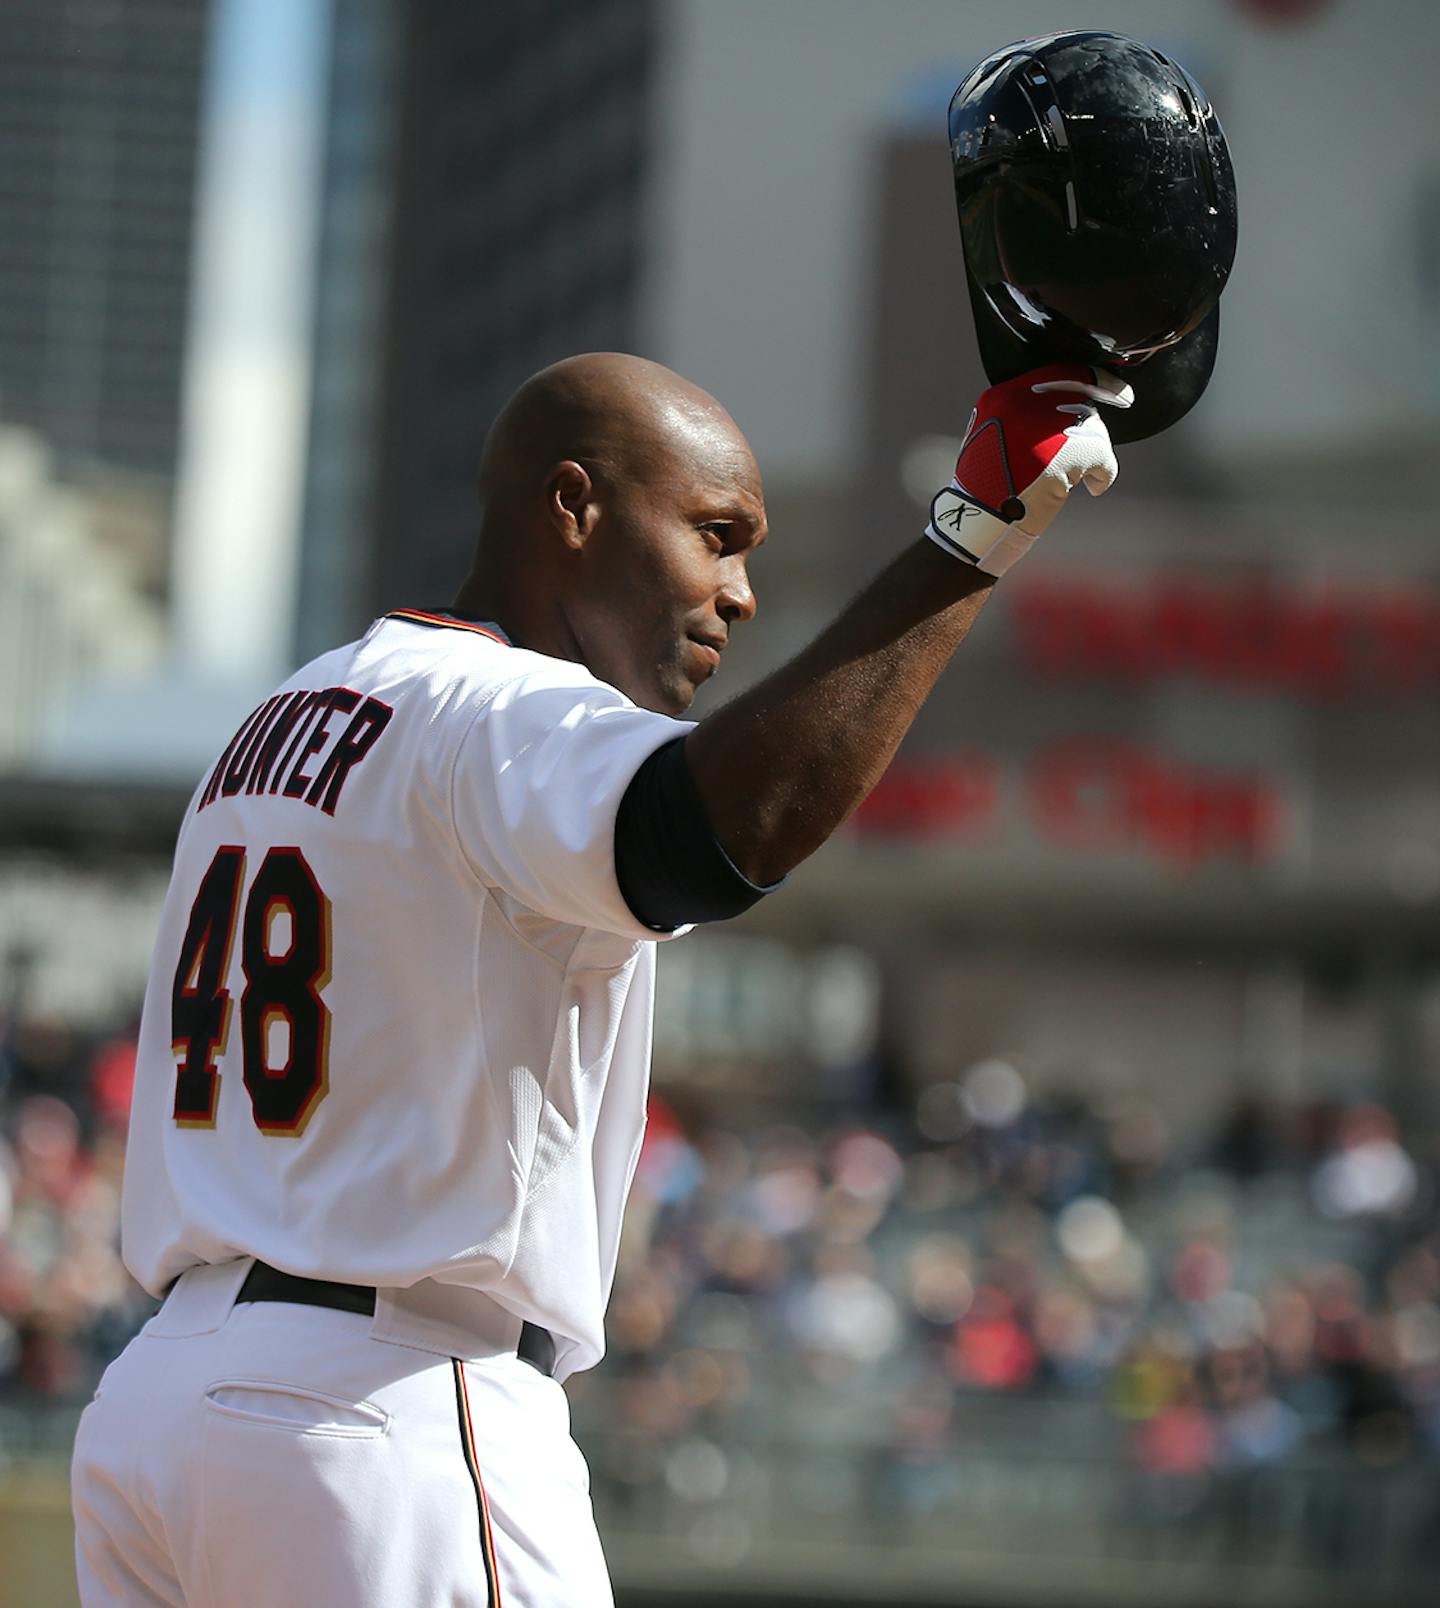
[856,742,1285,871]
[1010,578,1440,701]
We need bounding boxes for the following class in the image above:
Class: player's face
[575,419,767,716]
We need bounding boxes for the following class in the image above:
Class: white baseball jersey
[121,610,694,1379]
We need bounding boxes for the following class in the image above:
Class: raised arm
[685,541,994,885]
[686,366,1132,887]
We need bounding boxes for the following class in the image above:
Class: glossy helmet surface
[950,31,1238,442]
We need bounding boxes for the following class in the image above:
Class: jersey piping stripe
[451,1359,503,1606]
[386,609,510,645]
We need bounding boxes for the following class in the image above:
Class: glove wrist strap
[923,483,1033,577]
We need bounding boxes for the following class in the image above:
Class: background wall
[645,0,1440,480]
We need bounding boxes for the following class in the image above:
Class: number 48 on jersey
[170,844,332,1136]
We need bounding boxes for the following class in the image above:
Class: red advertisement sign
[855,741,1285,871]
[1010,577,1440,701]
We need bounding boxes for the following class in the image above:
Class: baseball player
[70,349,1129,1605]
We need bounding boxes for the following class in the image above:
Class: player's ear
[545,461,601,551]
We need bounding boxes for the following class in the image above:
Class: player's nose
[716,558,757,626]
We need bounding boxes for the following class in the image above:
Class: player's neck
[451,573,514,637]
[450,579,582,671]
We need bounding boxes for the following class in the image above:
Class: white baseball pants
[71,1259,614,1607]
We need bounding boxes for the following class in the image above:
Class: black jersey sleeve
[614,737,781,930]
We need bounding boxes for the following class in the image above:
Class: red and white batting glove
[924,365,1134,577]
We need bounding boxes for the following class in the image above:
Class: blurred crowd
[5,999,1440,1567]
[0,1011,146,1429]
[573,1060,1440,1564]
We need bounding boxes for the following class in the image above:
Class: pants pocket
[203,1378,391,1438]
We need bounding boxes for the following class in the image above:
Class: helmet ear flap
[950,30,1238,444]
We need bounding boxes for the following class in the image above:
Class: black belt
[236,1261,557,1378]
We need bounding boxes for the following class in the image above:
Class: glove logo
[927,486,984,564]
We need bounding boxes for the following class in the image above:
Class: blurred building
[360,0,659,621]
[0,0,211,482]
[0,0,209,783]
[0,428,165,769]
[293,0,662,656]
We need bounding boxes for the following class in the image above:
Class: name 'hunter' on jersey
[196,685,395,816]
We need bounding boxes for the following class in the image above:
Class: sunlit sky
[170,0,330,685]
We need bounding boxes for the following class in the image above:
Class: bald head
[476,352,745,539]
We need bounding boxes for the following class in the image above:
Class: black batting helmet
[950,31,1238,443]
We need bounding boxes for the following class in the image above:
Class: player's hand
[923,365,1133,577]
